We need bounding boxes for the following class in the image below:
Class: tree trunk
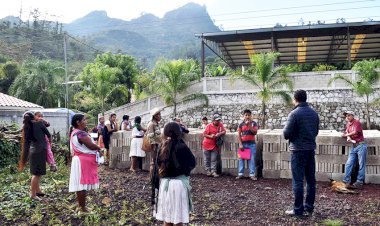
[366,96,371,129]
[173,102,177,117]
[261,102,267,129]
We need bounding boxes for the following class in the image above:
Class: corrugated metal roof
[195,21,380,67]
[0,92,43,109]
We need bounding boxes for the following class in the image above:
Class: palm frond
[181,93,209,106]
[272,90,293,105]
[328,74,354,87]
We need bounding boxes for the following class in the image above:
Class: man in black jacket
[283,90,319,217]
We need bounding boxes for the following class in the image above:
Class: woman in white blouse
[130,116,146,172]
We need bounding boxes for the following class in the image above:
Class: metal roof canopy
[195,21,380,74]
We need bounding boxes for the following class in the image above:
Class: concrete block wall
[109,129,380,184]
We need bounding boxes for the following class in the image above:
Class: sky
[1,0,379,31]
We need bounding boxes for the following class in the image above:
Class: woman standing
[69,114,102,212]
[154,122,196,226]
[103,113,118,164]
[19,111,51,200]
[129,116,146,172]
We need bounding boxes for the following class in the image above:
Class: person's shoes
[304,210,313,217]
[36,192,45,197]
[351,182,363,189]
[50,165,58,172]
[212,172,220,177]
[285,210,303,217]
[206,171,212,177]
[235,175,243,179]
[250,176,258,181]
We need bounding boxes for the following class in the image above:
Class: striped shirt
[238,121,258,143]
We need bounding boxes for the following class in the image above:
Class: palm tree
[232,52,293,129]
[154,58,208,116]
[328,59,380,129]
[9,59,65,108]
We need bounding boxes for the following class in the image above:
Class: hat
[343,110,355,116]
[213,114,222,121]
[150,107,162,117]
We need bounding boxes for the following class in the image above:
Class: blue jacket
[283,102,319,151]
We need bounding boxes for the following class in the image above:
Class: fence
[109,129,380,184]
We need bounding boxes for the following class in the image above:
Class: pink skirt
[69,154,99,192]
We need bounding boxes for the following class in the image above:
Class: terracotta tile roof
[0,92,43,109]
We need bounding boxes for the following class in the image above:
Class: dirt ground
[100,167,380,226]
[1,166,379,225]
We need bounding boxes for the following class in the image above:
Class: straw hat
[150,107,162,117]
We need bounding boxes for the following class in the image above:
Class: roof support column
[347,27,351,68]
[201,39,205,77]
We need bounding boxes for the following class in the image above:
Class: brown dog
[330,179,357,194]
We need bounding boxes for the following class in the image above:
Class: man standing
[236,109,259,180]
[147,107,162,176]
[342,110,367,188]
[202,114,226,177]
[283,90,319,217]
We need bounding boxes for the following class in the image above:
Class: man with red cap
[342,110,367,188]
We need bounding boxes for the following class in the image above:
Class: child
[199,117,208,129]
[34,112,57,172]
[236,109,258,180]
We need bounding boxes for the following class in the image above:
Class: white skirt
[154,178,190,224]
[69,156,99,192]
[129,138,146,157]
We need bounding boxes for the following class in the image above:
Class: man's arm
[283,113,296,140]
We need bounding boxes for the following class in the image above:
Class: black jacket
[283,102,319,151]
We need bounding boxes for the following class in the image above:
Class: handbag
[215,126,224,147]
[142,134,152,152]
[237,148,251,160]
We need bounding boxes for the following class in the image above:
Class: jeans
[291,150,316,215]
[343,143,367,184]
[203,150,218,173]
[238,143,256,176]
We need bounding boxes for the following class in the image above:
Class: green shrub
[0,139,20,169]
[312,64,337,71]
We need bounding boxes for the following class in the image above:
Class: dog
[330,179,357,194]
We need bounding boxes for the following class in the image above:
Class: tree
[95,53,139,103]
[232,52,293,128]
[9,59,65,107]
[153,58,207,116]
[0,61,20,93]
[328,59,380,129]
[76,52,140,114]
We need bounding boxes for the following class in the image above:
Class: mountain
[64,3,220,65]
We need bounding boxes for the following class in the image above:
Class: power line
[209,0,376,17]
[215,5,380,22]
[66,33,103,54]
[62,3,380,33]
[222,16,380,30]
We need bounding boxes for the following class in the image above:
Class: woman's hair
[71,113,85,128]
[122,114,129,121]
[19,111,35,171]
[158,122,181,177]
[134,116,142,131]
[134,116,141,124]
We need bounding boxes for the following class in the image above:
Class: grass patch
[321,219,344,226]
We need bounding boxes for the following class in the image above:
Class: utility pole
[63,32,69,139]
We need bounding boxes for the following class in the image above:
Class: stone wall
[103,71,380,130]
